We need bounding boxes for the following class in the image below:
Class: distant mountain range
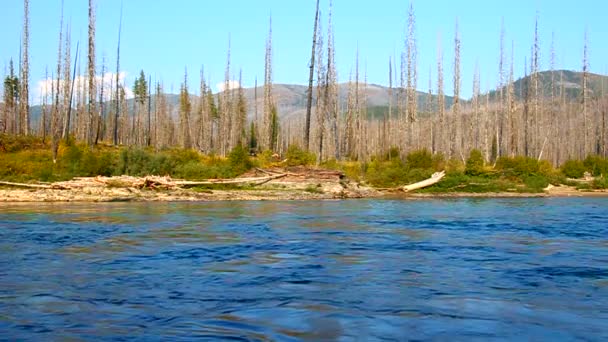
[490,70,608,101]
[10,70,608,127]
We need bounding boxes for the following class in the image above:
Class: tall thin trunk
[453,21,461,158]
[305,0,321,151]
[581,29,589,158]
[87,0,97,146]
[20,0,30,135]
[113,1,122,146]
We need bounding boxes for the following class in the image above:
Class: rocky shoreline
[2,182,607,202]
[1,168,606,203]
[0,168,381,202]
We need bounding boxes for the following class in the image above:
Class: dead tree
[87,0,97,146]
[305,0,321,151]
[19,0,30,135]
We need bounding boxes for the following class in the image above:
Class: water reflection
[0,198,607,340]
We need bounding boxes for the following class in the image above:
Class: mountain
[490,70,608,101]
[21,70,607,128]
[23,83,455,127]
[239,83,455,121]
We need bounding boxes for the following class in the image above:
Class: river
[1,198,607,340]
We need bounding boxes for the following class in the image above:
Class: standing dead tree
[305,0,321,151]
[87,0,97,146]
[19,0,30,136]
[112,2,123,146]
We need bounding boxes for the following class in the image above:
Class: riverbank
[1,177,606,202]
[0,169,381,202]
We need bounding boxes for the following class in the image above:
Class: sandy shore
[1,184,607,202]
[0,179,381,202]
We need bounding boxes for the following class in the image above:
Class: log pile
[0,170,291,191]
[246,167,345,182]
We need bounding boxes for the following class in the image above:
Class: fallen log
[0,181,70,190]
[403,171,446,192]
[174,173,287,187]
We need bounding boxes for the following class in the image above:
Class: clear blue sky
[1,0,607,101]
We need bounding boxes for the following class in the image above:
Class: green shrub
[167,148,201,165]
[228,145,253,175]
[0,134,47,152]
[419,171,467,192]
[174,161,212,180]
[285,145,316,166]
[304,184,324,194]
[523,175,549,191]
[496,156,541,177]
[465,149,485,176]
[406,149,433,169]
[584,155,608,177]
[561,160,587,178]
[591,176,608,189]
[432,153,446,171]
[342,162,363,182]
[386,146,401,160]
[255,150,275,168]
[446,159,465,174]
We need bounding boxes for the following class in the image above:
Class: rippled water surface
[1,198,607,341]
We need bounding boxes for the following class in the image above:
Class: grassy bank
[1,134,607,193]
[321,148,608,193]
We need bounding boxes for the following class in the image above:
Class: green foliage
[255,150,277,168]
[406,149,433,169]
[228,145,253,175]
[342,162,363,182]
[304,184,324,194]
[432,153,446,171]
[561,160,587,178]
[3,60,19,108]
[364,157,433,188]
[465,149,485,176]
[249,122,258,151]
[523,175,549,192]
[270,105,279,151]
[584,155,608,176]
[2,134,607,196]
[446,158,465,173]
[0,134,47,152]
[496,156,543,177]
[419,171,518,193]
[591,176,608,189]
[386,146,401,160]
[285,145,316,166]
[133,70,148,105]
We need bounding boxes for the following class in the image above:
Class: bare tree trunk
[582,29,589,158]
[304,0,321,151]
[406,3,417,151]
[19,0,30,136]
[51,4,64,162]
[113,2,122,146]
[436,35,445,156]
[61,23,72,140]
[87,0,97,146]
[453,20,461,159]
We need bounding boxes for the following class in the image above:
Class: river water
[0,198,607,341]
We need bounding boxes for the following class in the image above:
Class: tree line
[1,0,606,167]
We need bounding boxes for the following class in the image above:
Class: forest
[1,0,607,193]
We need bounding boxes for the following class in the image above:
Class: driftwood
[0,170,289,191]
[403,171,446,192]
[174,173,288,187]
[0,181,69,190]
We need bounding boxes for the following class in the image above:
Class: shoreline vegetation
[2,2,607,203]
[1,135,606,202]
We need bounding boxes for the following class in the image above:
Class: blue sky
[1,0,607,101]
